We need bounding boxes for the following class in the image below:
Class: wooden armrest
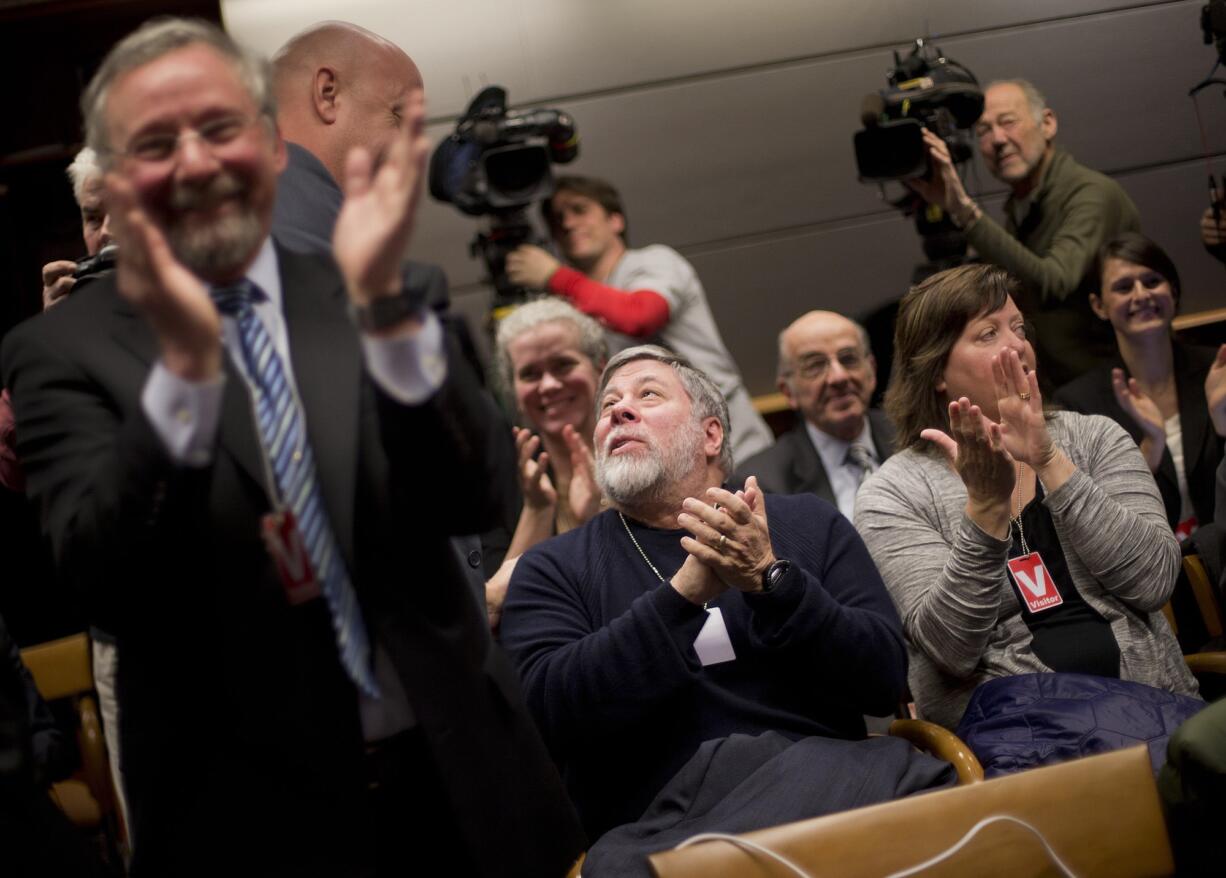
[19,633,92,701]
[48,779,103,829]
[889,718,984,785]
[1186,652,1226,676]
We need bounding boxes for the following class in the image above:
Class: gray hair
[776,315,873,383]
[81,17,277,161]
[986,78,1049,125]
[598,344,734,476]
[494,298,608,411]
[65,147,103,204]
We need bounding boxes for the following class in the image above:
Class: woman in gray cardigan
[855,264,1198,729]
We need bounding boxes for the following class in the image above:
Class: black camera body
[1204,1,1226,65]
[429,86,579,313]
[71,243,118,281]
[853,39,983,183]
[430,86,578,217]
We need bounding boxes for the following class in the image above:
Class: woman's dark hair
[885,263,1022,451]
[1093,233,1181,309]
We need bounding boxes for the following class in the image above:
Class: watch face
[765,559,789,590]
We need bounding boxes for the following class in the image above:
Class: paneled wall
[223,0,1226,394]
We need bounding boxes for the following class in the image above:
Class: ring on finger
[1018,391,1032,401]
[719,534,728,550]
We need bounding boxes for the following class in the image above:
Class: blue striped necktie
[212,280,380,698]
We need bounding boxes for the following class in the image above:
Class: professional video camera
[853,39,983,278]
[853,38,982,183]
[430,85,578,314]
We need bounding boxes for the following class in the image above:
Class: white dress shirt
[805,418,879,520]
[139,238,443,740]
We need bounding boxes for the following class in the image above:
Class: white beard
[596,417,703,508]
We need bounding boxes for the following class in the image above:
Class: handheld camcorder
[853,39,983,183]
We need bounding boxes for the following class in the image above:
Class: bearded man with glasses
[1,17,582,876]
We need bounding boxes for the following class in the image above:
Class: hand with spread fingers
[991,349,1052,466]
[993,349,1075,491]
[1206,343,1226,438]
[333,104,430,315]
[1111,367,1165,471]
[105,173,221,382]
[922,397,1015,515]
[678,475,776,593]
[514,427,557,511]
[562,424,602,524]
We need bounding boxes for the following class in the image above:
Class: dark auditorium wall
[171,1,1226,394]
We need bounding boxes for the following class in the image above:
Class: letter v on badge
[1006,552,1063,613]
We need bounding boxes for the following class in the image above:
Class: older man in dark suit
[1,19,581,876]
[735,311,894,520]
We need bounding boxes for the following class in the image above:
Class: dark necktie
[212,280,379,697]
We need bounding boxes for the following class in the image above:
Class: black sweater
[500,492,906,837]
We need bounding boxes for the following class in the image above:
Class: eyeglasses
[787,350,867,380]
[116,114,261,165]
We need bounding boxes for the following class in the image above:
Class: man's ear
[1041,107,1057,143]
[1089,293,1108,320]
[610,211,626,237]
[778,374,798,410]
[702,416,725,461]
[313,68,339,124]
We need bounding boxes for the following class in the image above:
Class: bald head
[272,21,423,182]
[777,311,876,441]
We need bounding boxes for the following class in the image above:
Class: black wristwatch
[348,289,424,332]
[761,559,791,593]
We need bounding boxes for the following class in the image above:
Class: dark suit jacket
[733,409,896,506]
[274,141,516,584]
[1054,342,1223,529]
[0,246,583,876]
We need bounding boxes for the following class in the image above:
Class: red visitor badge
[1006,551,1063,614]
[261,510,322,605]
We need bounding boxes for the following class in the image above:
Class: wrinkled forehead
[786,318,863,359]
[982,83,1030,118]
[602,358,686,399]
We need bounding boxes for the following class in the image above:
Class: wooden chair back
[19,633,115,830]
[648,745,1173,878]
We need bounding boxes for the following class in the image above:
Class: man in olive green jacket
[911,78,1139,389]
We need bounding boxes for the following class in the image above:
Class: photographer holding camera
[505,175,774,463]
[39,147,113,310]
[909,79,1139,389]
